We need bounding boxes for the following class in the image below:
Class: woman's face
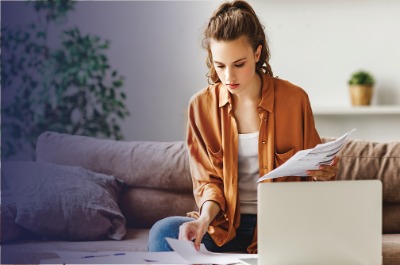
[210,36,261,95]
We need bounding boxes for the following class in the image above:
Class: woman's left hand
[307,156,339,181]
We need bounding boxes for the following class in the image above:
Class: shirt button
[262,141,266,144]
[264,165,268,169]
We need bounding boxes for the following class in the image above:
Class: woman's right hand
[179,200,220,250]
[178,218,209,251]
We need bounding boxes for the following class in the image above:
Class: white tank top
[238,131,259,214]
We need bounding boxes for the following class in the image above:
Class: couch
[1,131,399,264]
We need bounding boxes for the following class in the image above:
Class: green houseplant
[348,70,375,106]
[2,0,129,159]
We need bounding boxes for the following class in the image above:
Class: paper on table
[258,128,356,182]
[166,237,258,264]
[42,251,189,264]
[52,250,123,259]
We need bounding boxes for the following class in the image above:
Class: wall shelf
[313,106,400,115]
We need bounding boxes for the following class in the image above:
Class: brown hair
[203,0,273,84]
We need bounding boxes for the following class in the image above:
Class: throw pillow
[3,161,126,241]
[0,191,29,243]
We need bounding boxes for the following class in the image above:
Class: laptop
[240,180,382,265]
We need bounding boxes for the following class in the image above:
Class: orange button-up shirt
[186,73,321,253]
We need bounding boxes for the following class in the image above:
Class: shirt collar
[218,83,230,107]
[218,73,275,112]
[259,73,274,113]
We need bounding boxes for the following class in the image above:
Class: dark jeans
[148,214,257,253]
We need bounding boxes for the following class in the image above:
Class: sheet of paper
[258,128,356,182]
[166,237,258,264]
[41,251,189,264]
[52,250,123,259]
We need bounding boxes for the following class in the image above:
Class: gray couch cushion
[120,188,197,228]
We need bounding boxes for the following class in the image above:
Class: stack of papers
[258,128,356,181]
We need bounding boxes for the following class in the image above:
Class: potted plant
[348,70,375,106]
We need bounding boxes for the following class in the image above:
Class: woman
[148,0,338,254]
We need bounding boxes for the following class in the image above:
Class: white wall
[250,0,400,141]
[5,1,400,142]
[253,0,400,106]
